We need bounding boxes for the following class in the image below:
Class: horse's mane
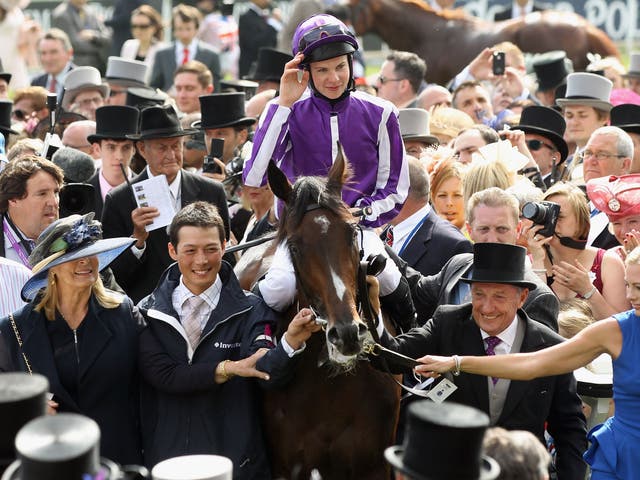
[277,176,353,244]
[399,0,469,20]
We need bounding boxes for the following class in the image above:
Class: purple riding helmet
[292,14,359,94]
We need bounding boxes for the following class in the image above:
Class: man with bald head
[417,85,452,110]
[62,120,101,160]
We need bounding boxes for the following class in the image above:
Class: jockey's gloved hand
[380,277,417,332]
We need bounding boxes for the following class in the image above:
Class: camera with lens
[59,183,96,218]
[522,201,560,237]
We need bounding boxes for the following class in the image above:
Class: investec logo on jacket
[214,342,242,349]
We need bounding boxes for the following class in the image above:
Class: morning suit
[0,296,145,465]
[100,169,229,303]
[390,212,472,277]
[238,8,278,78]
[381,304,587,480]
[493,2,548,21]
[399,252,559,331]
[149,42,221,93]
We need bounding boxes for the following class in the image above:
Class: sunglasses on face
[526,139,555,152]
[12,109,29,121]
[131,24,152,30]
[377,76,404,85]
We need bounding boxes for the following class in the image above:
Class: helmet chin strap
[309,54,356,104]
[555,233,587,250]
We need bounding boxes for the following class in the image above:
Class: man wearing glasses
[376,51,426,109]
[582,126,633,249]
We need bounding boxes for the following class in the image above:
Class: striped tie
[183,296,206,348]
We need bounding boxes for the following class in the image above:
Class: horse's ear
[267,159,292,203]
[327,142,351,194]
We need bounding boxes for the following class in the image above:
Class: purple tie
[485,336,501,385]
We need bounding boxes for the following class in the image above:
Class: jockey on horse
[243,13,416,330]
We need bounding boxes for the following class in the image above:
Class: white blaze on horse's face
[330,267,347,302]
[314,215,330,234]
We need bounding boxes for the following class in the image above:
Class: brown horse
[246,153,401,480]
[349,0,620,85]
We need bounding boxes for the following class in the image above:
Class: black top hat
[0,58,11,85]
[0,373,48,469]
[194,93,256,130]
[219,79,259,100]
[128,104,197,140]
[610,104,640,134]
[126,87,167,111]
[0,100,19,136]
[385,401,500,480]
[87,105,139,143]
[244,47,292,83]
[2,414,120,480]
[513,105,568,163]
[461,243,537,291]
[533,51,571,92]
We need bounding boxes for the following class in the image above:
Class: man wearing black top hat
[513,105,569,188]
[244,47,292,93]
[532,51,571,108]
[379,242,587,480]
[100,104,230,303]
[86,106,140,218]
[610,103,640,174]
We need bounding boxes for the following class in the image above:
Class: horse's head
[347,0,374,36]
[268,146,367,364]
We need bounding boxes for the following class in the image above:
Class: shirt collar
[392,204,431,245]
[480,313,518,351]
[175,274,222,311]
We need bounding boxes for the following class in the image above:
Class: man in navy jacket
[137,201,319,479]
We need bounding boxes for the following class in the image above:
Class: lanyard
[2,216,32,268]
[398,213,429,256]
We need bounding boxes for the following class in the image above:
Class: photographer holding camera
[525,182,629,320]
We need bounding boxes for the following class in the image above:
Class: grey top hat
[105,56,148,88]
[623,52,640,78]
[62,67,110,110]
[555,72,613,112]
[398,108,439,146]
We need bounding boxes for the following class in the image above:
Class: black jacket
[0,295,144,465]
[381,304,587,480]
[101,169,230,303]
[137,262,300,479]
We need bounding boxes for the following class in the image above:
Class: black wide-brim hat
[127,104,197,140]
[461,243,537,291]
[194,92,256,130]
[2,414,120,480]
[384,401,500,480]
[87,105,139,143]
[610,104,640,134]
[244,47,292,83]
[0,100,19,135]
[513,105,569,163]
[126,87,167,110]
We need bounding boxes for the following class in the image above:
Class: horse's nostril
[327,326,341,347]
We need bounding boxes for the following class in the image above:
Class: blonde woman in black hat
[0,213,144,466]
[417,246,640,480]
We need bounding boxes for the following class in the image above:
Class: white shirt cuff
[281,334,306,357]
[130,241,145,259]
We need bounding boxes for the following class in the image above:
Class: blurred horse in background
[348,0,620,85]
